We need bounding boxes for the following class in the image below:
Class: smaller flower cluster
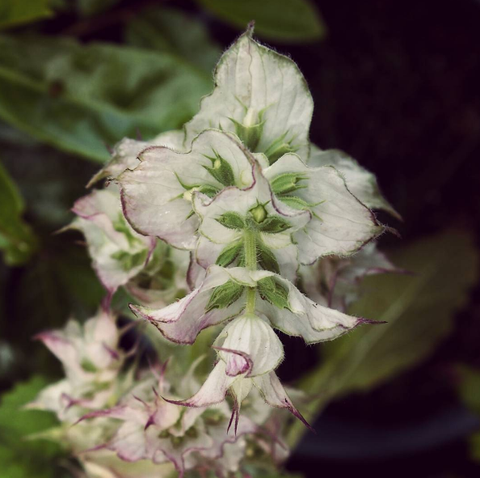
[30,311,290,477]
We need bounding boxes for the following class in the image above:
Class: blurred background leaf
[0,35,212,162]
[196,0,326,42]
[0,375,64,478]
[0,159,38,266]
[0,0,52,30]
[456,366,480,463]
[125,7,221,73]
[287,229,479,446]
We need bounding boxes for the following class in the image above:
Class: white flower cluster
[109,28,396,422]
[30,311,288,477]
[32,27,399,477]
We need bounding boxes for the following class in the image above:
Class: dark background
[1,0,480,476]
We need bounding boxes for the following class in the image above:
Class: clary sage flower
[113,27,393,425]
[61,26,397,440]
[31,312,287,477]
[300,242,401,312]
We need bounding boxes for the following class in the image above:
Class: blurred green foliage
[0,35,212,162]
[0,376,64,478]
[456,367,480,463]
[0,0,52,29]
[197,0,326,42]
[0,159,38,265]
[288,230,479,446]
[125,7,221,73]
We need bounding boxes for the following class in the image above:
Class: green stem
[244,229,257,314]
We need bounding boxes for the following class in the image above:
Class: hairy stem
[244,228,257,314]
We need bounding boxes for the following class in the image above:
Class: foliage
[0,376,64,478]
[287,229,479,446]
[0,35,212,162]
[0,159,38,265]
[197,0,326,42]
[0,0,52,29]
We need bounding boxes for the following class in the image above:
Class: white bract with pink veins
[70,184,155,298]
[108,28,396,426]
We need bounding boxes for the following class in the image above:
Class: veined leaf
[0,35,212,162]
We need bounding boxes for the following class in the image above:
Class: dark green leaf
[206,280,244,311]
[257,216,291,234]
[256,241,280,274]
[257,277,290,309]
[216,241,243,267]
[0,159,38,265]
[196,0,326,43]
[0,35,212,162]
[0,0,52,30]
[216,212,245,230]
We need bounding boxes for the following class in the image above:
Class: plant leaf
[0,376,62,478]
[0,0,52,30]
[196,0,326,42]
[287,229,479,446]
[0,35,212,162]
[0,159,37,265]
[125,7,221,73]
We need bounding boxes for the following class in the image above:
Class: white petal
[194,164,309,278]
[130,266,245,344]
[184,30,313,160]
[164,361,235,408]
[265,153,383,264]
[72,186,153,293]
[214,314,284,377]
[87,138,148,187]
[256,274,367,344]
[252,372,311,429]
[118,130,253,250]
[309,145,400,219]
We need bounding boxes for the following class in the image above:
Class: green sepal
[216,212,246,230]
[264,132,298,165]
[175,172,199,191]
[229,112,265,151]
[203,149,235,186]
[174,173,219,198]
[197,184,220,198]
[270,172,308,195]
[257,216,291,234]
[111,249,148,271]
[256,240,280,274]
[216,240,243,267]
[257,277,290,310]
[278,195,323,211]
[206,280,245,311]
[112,214,142,247]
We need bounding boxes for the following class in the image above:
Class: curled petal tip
[358,318,387,325]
